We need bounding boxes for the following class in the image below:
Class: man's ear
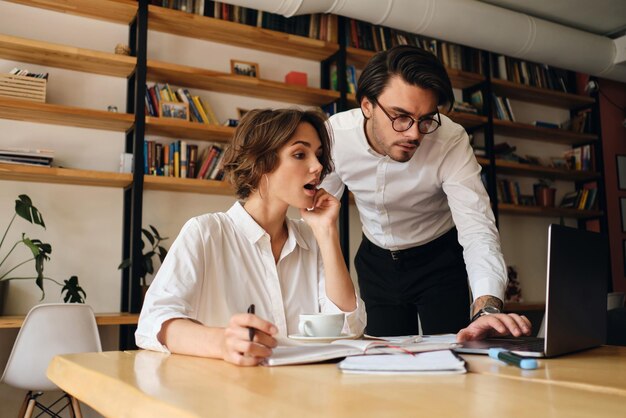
[361,97,373,120]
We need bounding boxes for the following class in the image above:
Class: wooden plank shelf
[503,302,546,312]
[492,119,598,146]
[145,117,234,142]
[346,46,485,89]
[0,163,132,188]
[0,97,134,131]
[148,5,339,61]
[491,78,595,109]
[498,203,603,219]
[476,157,600,181]
[0,312,139,329]
[447,112,487,129]
[6,0,138,25]
[147,60,340,106]
[0,34,136,78]
[144,175,235,195]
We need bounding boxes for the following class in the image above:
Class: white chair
[1,303,102,418]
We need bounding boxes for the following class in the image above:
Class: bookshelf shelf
[148,5,338,61]
[492,119,598,146]
[503,302,545,312]
[6,0,137,24]
[476,157,600,181]
[0,312,140,329]
[145,116,234,142]
[448,112,488,129]
[346,47,485,89]
[498,203,603,219]
[147,60,340,106]
[0,34,136,78]
[491,78,595,109]
[0,97,134,131]
[0,163,132,188]
[143,175,234,195]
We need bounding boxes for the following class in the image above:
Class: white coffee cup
[298,313,345,337]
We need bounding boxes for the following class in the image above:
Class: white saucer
[287,333,358,343]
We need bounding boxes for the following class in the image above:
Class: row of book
[343,18,485,74]
[0,148,54,166]
[8,67,49,79]
[496,179,533,206]
[563,145,594,172]
[491,54,573,93]
[144,140,225,181]
[329,64,357,94]
[147,1,338,42]
[492,94,516,121]
[560,186,598,210]
[145,83,219,124]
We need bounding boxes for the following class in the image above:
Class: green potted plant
[118,225,169,300]
[0,195,86,312]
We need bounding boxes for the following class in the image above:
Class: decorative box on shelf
[0,74,47,103]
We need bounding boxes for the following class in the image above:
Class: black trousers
[355,228,470,336]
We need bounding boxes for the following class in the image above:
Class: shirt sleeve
[316,246,367,336]
[135,218,206,352]
[440,129,507,302]
[320,167,346,200]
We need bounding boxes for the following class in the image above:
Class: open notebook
[264,336,456,366]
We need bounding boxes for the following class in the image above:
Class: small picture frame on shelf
[161,101,189,121]
[231,60,259,78]
[617,155,626,191]
[621,197,626,233]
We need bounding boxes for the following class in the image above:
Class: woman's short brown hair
[222,108,334,200]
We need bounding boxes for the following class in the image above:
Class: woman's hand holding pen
[221,313,278,366]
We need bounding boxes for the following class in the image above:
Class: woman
[136,108,366,366]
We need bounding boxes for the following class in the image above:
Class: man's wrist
[471,295,504,321]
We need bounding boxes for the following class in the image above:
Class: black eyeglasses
[374,100,441,134]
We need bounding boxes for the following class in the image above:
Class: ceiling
[477,0,626,37]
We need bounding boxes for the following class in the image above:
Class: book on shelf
[338,350,466,375]
[0,148,54,167]
[265,335,457,367]
[532,120,560,129]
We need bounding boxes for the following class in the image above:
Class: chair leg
[69,395,83,418]
[17,392,31,418]
[22,398,36,418]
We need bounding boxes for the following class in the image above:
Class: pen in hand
[489,348,538,370]
[247,304,255,342]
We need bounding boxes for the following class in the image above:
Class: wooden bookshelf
[147,60,339,106]
[492,119,598,146]
[448,112,487,129]
[346,47,485,89]
[0,34,136,78]
[148,5,338,61]
[0,163,132,188]
[0,312,139,329]
[491,78,595,109]
[498,203,603,219]
[144,175,235,195]
[6,0,138,25]
[145,117,234,142]
[476,157,600,181]
[0,97,134,131]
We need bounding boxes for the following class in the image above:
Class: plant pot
[535,187,556,207]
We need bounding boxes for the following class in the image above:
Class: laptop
[455,224,608,358]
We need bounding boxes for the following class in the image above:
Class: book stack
[144,140,225,181]
[0,148,54,167]
[492,54,573,93]
[145,83,219,124]
[492,94,515,121]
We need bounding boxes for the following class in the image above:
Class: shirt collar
[227,202,310,251]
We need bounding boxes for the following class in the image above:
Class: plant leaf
[118,258,132,269]
[144,256,154,275]
[149,225,160,239]
[142,229,155,246]
[158,246,168,262]
[15,195,45,228]
[62,276,86,303]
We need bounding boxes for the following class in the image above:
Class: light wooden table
[47,347,626,418]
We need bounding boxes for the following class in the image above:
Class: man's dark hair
[356,45,454,112]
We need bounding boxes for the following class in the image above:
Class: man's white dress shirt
[136,202,366,352]
[321,108,507,300]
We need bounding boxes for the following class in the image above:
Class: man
[321,45,531,341]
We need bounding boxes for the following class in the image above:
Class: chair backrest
[1,303,102,391]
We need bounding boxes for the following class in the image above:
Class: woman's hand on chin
[300,188,340,230]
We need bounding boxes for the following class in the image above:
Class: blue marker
[488,348,538,370]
